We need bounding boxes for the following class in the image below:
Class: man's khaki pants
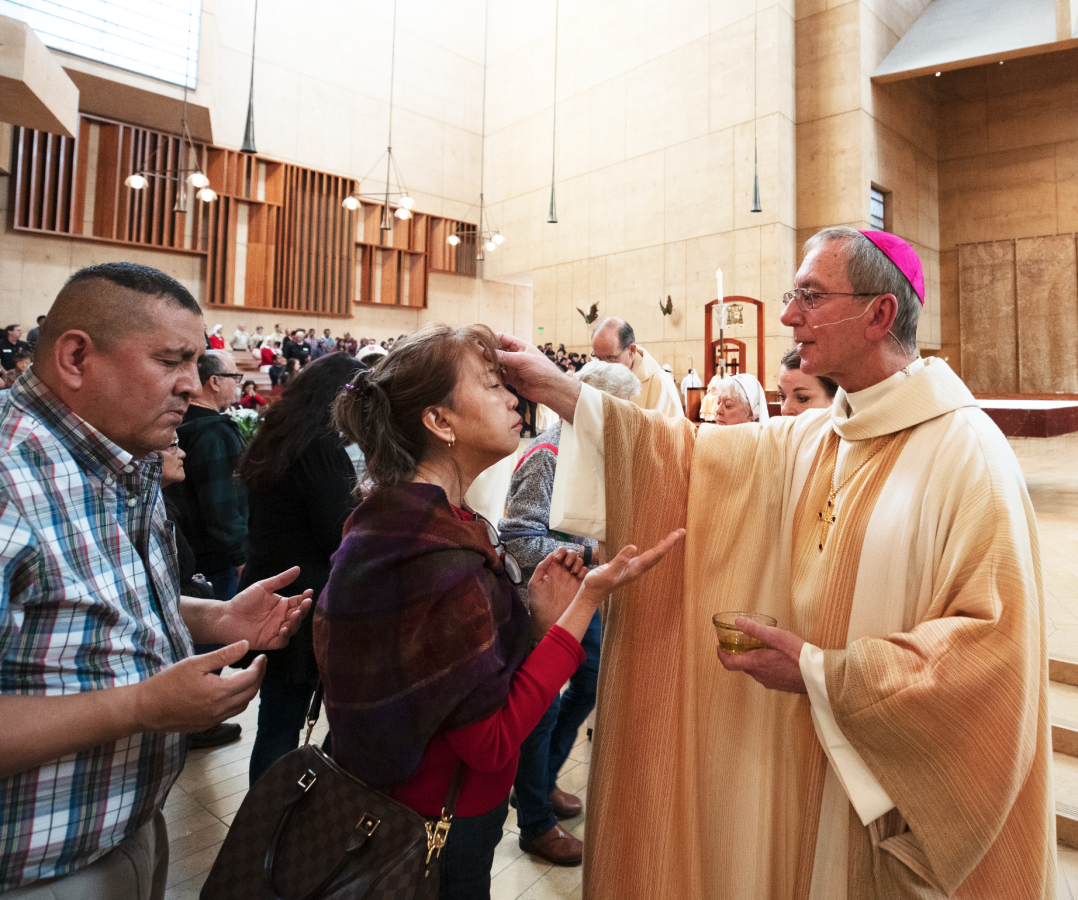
[6,810,169,900]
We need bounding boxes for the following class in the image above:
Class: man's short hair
[593,317,636,351]
[36,315,46,324]
[198,350,230,385]
[37,262,201,356]
[802,227,921,351]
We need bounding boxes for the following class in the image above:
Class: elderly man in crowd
[498,228,1055,899]
[590,317,682,417]
[165,350,248,748]
[230,323,249,351]
[167,352,247,604]
[0,262,310,898]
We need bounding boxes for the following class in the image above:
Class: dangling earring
[447,435,455,449]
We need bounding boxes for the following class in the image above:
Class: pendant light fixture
[546,0,559,224]
[445,0,505,262]
[125,7,214,210]
[341,0,415,229]
[750,0,762,213]
[240,0,258,153]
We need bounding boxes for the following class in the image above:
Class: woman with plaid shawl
[314,324,683,900]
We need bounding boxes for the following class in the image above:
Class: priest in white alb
[496,227,1056,900]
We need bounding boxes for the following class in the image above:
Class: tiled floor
[163,433,1078,900]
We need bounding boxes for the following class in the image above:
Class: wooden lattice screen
[10,113,485,316]
[276,167,356,316]
[13,115,210,252]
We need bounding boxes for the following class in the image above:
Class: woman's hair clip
[344,382,358,392]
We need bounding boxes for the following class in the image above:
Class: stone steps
[1052,666,1078,851]
[1053,657,1078,689]
[229,351,272,394]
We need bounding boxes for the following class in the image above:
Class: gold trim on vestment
[788,429,912,900]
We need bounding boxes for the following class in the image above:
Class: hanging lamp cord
[550,0,559,192]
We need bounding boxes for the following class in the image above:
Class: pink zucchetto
[859,230,925,306]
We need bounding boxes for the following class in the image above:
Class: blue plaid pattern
[0,371,194,891]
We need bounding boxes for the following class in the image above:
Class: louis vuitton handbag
[200,686,463,900]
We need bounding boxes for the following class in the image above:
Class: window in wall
[870,185,890,231]
[0,0,201,89]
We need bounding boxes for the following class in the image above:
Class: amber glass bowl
[713,611,777,654]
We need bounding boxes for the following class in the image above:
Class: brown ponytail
[333,322,500,487]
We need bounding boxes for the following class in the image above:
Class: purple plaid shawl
[313,482,532,789]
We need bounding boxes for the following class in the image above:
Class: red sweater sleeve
[444,625,585,772]
[387,624,586,817]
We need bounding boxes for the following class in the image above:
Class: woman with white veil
[714,373,769,425]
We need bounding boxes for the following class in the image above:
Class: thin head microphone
[810,304,873,329]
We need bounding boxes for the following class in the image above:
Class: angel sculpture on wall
[659,295,673,316]
[577,303,599,324]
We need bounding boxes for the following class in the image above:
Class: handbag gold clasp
[297,769,318,793]
[424,810,453,864]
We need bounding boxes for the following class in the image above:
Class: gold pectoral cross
[817,500,836,551]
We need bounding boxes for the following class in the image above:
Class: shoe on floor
[549,786,583,818]
[519,823,583,866]
[189,723,242,749]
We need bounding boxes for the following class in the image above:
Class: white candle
[715,268,723,303]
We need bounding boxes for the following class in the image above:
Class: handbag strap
[443,761,465,817]
[303,683,464,817]
[302,682,324,747]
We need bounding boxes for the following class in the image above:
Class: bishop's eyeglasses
[781,289,879,313]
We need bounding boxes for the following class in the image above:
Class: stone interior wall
[795,0,941,356]
[938,47,1078,388]
[0,0,533,344]
[481,0,799,387]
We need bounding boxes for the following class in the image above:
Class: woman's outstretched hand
[528,548,587,639]
[580,529,685,601]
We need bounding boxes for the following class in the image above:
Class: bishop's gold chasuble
[580,358,1055,900]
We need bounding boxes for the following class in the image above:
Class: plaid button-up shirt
[0,371,194,890]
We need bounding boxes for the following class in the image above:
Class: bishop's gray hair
[802,226,921,352]
[576,359,641,401]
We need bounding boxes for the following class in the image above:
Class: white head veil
[724,373,769,423]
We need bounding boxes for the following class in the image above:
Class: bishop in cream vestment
[496,228,1058,900]
[547,356,1055,900]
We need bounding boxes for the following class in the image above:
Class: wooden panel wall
[14,114,208,254]
[427,219,477,276]
[10,114,465,317]
[276,167,356,316]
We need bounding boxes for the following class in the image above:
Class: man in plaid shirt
[0,263,312,898]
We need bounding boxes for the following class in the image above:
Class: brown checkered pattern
[201,744,441,899]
